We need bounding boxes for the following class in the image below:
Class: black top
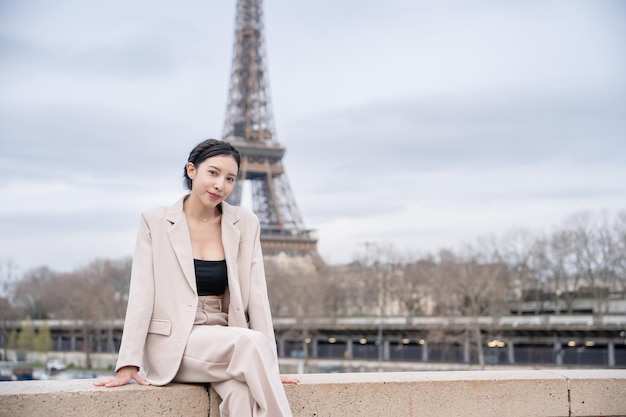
[194,259,228,296]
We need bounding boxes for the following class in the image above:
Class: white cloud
[310,160,626,263]
[1,0,625,271]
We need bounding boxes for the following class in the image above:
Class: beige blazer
[115,196,276,386]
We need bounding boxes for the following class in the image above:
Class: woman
[95,139,298,417]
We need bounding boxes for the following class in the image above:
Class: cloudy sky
[1,0,625,272]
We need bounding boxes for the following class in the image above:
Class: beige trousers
[173,298,292,417]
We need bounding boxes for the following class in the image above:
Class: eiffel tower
[222,0,318,259]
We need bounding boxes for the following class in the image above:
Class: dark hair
[183,139,242,190]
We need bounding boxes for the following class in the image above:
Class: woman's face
[186,155,239,209]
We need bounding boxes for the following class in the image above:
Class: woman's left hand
[281,375,300,384]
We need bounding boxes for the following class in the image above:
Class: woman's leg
[211,378,255,417]
[175,325,291,417]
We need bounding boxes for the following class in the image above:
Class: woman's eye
[208,170,217,175]
[226,177,235,183]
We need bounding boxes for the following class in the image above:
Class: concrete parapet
[0,379,209,417]
[280,370,626,417]
[1,370,625,417]
[561,370,626,417]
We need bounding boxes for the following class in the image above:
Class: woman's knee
[238,328,267,343]
[235,329,273,353]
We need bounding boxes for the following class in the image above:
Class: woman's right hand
[93,366,151,388]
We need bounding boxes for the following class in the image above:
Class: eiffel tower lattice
[222,0,318,258]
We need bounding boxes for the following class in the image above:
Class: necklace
[186,211,215,222]
[183,199,218,223]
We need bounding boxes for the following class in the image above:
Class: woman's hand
[93,366,150,388]
[281,375,300,385]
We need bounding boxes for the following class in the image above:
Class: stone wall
[1,370,625,417]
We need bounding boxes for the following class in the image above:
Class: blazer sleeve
[246,218,277,354]
[115,213,155,372]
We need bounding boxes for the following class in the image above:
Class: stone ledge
[0,379,210,417]
[277,370,626,417]
[1,370,625,417]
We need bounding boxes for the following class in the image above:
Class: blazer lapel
[221,203,247,328]
[166,197,197,294]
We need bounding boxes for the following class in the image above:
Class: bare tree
[264,256,330,372]
[323,262,373,317]
[50,259,130,367]
[394,258,436,316]
[540,228,580,314]
[353,242,407,317]
[265,257,327,318]
[9,258,131,367]
[450,240,510,367]
[495,229,543,315]
[613,211,626,293]
[0,260,20,360]
[77,258,132,319]
[429,249,464,316]
[564,213,614,312]
[13,266,58,319]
